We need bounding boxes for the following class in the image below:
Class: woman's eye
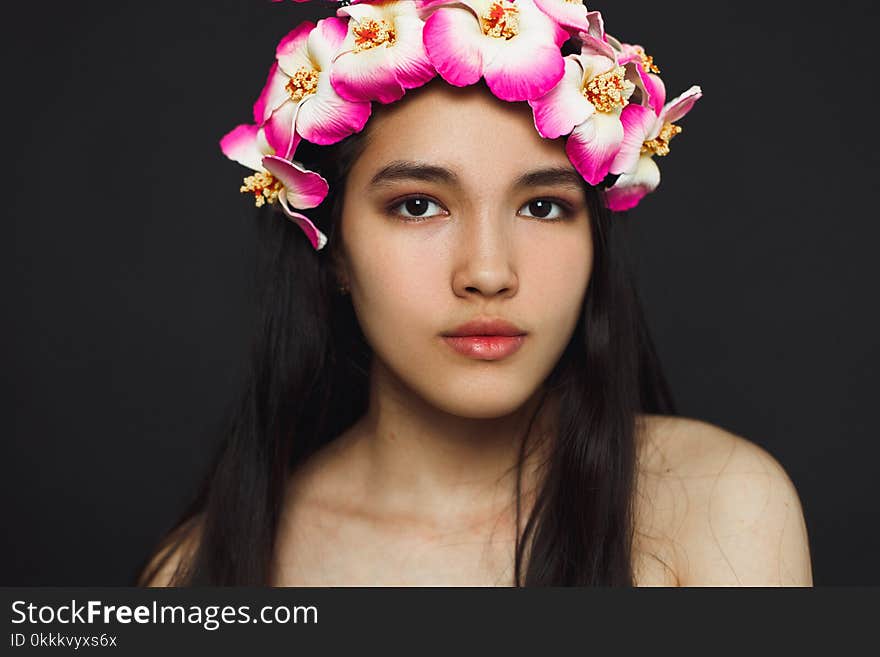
[518,199,569,221]
[389,196,446,221]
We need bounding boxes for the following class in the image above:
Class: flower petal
[528,56,593,139]
[481,0,569,102]
[578,52,617,81]
[331,44,407,103]
[262,155,330,209]
[565,110,625,185]
[278,200,329,251]
[295,77,372,145]
[386,13,437,91]
[276,21,316,78]
[278,199,327,251]
[220,124,265,172]
[605,155,660,211]
[307,16,349,69]
[264,100,302,159]
[610,103,656,175]
[483,33,566,101]
[641,71,666,116]
[423,6,484,88]
[532,0,591,33]
[253,61,290,125]
[661,85,702,125]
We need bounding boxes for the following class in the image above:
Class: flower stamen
[583,66,631,113]
[353,18,397,52]
[641,52,660,74]
[240,172,284,207]
[285,67,320,102]
[480,0,519,39]
[642,123,682,157]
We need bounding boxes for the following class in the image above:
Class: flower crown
[221,0,702,250]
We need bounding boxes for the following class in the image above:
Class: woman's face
[338,80,594,419]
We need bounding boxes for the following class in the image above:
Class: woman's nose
[450,212,519,299]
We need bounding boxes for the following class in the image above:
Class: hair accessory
[222,0,702,250]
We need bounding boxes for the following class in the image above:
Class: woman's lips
[442,335,526,360]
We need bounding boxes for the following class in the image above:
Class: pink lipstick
[441,317,527,361]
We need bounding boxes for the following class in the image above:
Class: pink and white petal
[296,83,372,145]
[615,42,643,66]
[579,52,618,81]
[253,62,291,125]
[565,111,625,185]
[610,104,657,175]
[661,85,702,125]
[444,0,494,17]
[483,34,565,102]
[578,31,616,61]
[264,100,301,159]
[387,14,437,90]
[220,124,264,172]
[307,17,349,69]
[331,45,406,103]
[641,71,666,116]
[605,155,660,211]
[335,2,380,22]
[423,7,484,88]
[277,199,329,251]
[262,155,330,209]
[585,11,606,41]
[529,56,593,139]
[532,0,590,33]
[276,21,317,78]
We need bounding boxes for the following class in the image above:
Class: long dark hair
[134,89,677,586]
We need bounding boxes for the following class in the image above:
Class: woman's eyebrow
[369,160,457,188]
[368,160,584,192]
[513,167,585,192]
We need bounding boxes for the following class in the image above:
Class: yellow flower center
[582,66,630,113]
[480,0,519,39]
[240,172,284,207]
[353,18,397,52]
[634,46,660,74]
[285,67,320,103]
[641,123,682,157]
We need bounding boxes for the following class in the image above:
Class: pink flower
[253,18,373,155]
[531,0,593,34]
[605,85,702,211]
[529,44,636,185]
[220,124,331,250]
[330,0,436,104]
[614,40,666,116]
[420,0,569,102]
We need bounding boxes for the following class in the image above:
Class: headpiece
[220,0,703,250]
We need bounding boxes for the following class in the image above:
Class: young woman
[136,2,812,587]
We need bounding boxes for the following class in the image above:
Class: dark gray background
[2,1,877,585]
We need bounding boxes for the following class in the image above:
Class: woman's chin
[418,383,540,420]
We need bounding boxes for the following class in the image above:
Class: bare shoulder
[633,414,813,586]
[137,515,203,587]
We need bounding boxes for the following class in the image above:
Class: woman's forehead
[353,81,574,182]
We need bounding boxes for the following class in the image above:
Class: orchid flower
[604,85,702,212]
[529,39,636,185]
[329,0,436,104]
[253,18,372,155]
[420,0,569,102]
[220,124,330,250]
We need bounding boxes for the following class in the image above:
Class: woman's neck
[339,357,556,530]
